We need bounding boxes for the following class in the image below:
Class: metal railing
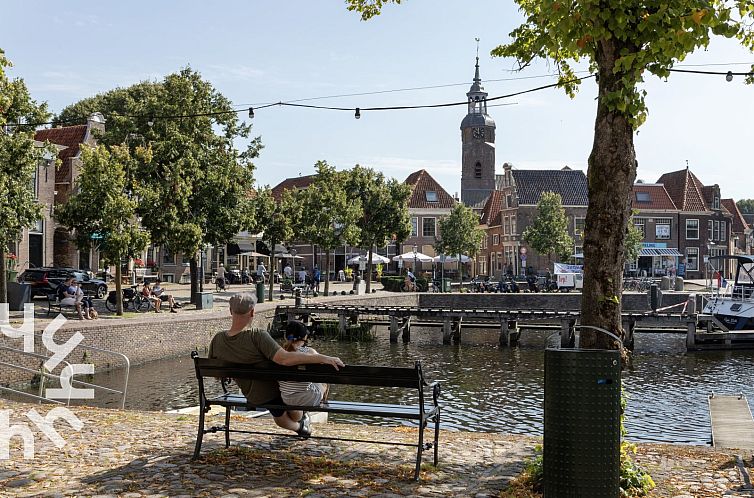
[0,336,130,409]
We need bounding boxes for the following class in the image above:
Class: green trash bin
[544,347,621,497]
[442,278,451,293]
[256,281,265,303]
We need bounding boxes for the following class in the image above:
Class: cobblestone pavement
[1,400,754,497]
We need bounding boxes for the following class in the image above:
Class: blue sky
[2,1,753,199]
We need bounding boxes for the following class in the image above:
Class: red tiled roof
[480,190,502,226]
[404,169,455,209]
[630,184,677,211]
[656,168,708,212]
[35,125,88,184]
[722,198,749,233]
[270,175,316,201]
[35,125,87,161]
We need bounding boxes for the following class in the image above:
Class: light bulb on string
[248,107,254,118]
[355,108,361,120]
[726,71,733,82]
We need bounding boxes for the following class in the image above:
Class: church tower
[460,56,496,210]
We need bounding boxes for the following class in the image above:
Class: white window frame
[686,219,699,240]
[655,218,671,240]
[714,220,720,242]
[686,247,699,271]
[634,218,647,239]
[574,216,585,237]
[493,234,500,246]
[411,217,418,237]
[721,221,727,242]
[422,217,436,237]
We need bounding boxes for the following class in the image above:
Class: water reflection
[56,328,754,444]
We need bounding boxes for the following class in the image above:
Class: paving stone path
[1,400,753,497]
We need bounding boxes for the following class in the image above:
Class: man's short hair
[229,292,257,315]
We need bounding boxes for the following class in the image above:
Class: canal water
[62,328,754,445]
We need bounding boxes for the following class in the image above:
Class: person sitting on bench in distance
[207,292,344,438]
[278,320,330,409]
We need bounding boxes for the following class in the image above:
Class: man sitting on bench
[207,292,344,437]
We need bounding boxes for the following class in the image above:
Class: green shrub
[380,276,404,292]
[415,276,428,292]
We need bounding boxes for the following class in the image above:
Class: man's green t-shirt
[207,329,282,404]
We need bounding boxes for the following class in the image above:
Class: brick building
[656,168,734,279]
[628,183,682,276]
[478,164,588,277]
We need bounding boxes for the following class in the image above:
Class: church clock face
[472,127,485,140]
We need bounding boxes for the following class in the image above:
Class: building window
[635,191,651,202]
[162,247,175,265]
[506,194,513,208]
[686,219,699,240]
[714,221,720,242]
[496,252,503,271]
[503,216,509,235]
[721,221,727,241]
[574,216,585,238]
[410,217,418,237]
[474,162,482,179]
[511,216,517,235]
[686,247,699,271]
[655,218,671,240]
[425,191,438,202]
[493,234,500,246]
[713,195,720,210]
[634,218,646,239]
[422,217,436,237]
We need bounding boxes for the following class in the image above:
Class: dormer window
[425,191,438,202]
[713,195,720,210]
[635,191,651,202]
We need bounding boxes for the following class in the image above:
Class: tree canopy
[436,203,485,259]
[345,165,411,291]
[0,49,55,302]
[522,192,574,263]
[56,68,261,297]
[737,199,754,214]
[294,161,362,295]
[55,144,149,314]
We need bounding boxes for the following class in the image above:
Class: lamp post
[413,244,418,275]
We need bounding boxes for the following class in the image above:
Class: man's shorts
[260,395,286,417]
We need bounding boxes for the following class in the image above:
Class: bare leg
[272,412,303,432]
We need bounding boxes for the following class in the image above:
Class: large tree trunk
[324,251,331,296]
[580,40,638,349]
[115,261,124,315]
[366,246,373,293]
[0,249,7,304]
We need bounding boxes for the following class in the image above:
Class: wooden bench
[191,352,441,480]
[46,291,79,317]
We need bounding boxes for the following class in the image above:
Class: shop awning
[640,248,682,257]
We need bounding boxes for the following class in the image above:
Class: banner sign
[554,263,583,274]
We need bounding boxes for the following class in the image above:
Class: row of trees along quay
[0,48,486,310]
[349,0,754,350]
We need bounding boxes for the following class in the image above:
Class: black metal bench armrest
[426,381,441,404]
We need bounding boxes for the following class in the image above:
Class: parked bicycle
[104,285,152,312]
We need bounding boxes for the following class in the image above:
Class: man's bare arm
[272,349,344,369]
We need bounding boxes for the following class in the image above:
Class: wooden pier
[709,393,754,450]
[276,303,695,348]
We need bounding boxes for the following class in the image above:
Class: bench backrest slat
[195,358,423,389]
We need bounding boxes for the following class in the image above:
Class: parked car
[19,267,108,298]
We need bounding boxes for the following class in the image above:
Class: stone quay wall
[0,293,419,387]
[419,291,696,312]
